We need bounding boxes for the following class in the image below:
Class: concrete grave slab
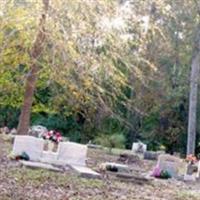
[184,174,196,181]
[71,165,101,179]
[20,160,63,172]
[12,136,44,161]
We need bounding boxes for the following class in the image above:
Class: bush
[95,133,125,153]
[0,106,20,128]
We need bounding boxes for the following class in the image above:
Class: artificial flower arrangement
[185,154,198,175]
[42,130,63,152]
[185,154,197,164]
[42,130,62,144]
[151,165,171,179]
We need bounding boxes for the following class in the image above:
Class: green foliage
[95,134,125,153]
[0,106,20,128]
[0,0,200,154]
[141,99,187,154]
[31,112,82,142]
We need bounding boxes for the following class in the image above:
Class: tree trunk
[187,25,200,155]
[17,0,50,135]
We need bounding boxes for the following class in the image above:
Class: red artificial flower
[186,154,197,163]
[42,130,62,143]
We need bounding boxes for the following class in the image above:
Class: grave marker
[12,136,44,161]
[57,142,87,166]
[132,142,147,153]
[156,154,182,178]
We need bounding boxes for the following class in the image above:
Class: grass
[7,167,105,188]
[176,191,200,200]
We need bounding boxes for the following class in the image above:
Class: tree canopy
[1,0,200,155]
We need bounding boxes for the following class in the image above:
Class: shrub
[95,133,125,153]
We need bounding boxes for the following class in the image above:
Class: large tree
[17,0,50,135]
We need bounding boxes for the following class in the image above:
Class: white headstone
[12,136,44,161]
[132,142,147,153]
[57,142,87,166]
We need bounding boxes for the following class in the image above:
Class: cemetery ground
[0,135,200,200]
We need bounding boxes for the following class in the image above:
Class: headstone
[10,128,17,135]
[196,161,200,179]
[186,163,196,175]
[183,162,197,181]
[173,152,181,158]
[0,126,9,134]
[132,142,147,153]
[57,142,87,166]
[156,154,182,178]
[29,125,48,137]
[12,136,44,161]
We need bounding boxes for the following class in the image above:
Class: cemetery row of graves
[1,126,200,181]
[1,127,200,199]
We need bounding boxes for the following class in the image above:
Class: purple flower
[151,166,161,177]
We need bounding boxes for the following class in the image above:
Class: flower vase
[43,140,49,151]
[48,141,54,151]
